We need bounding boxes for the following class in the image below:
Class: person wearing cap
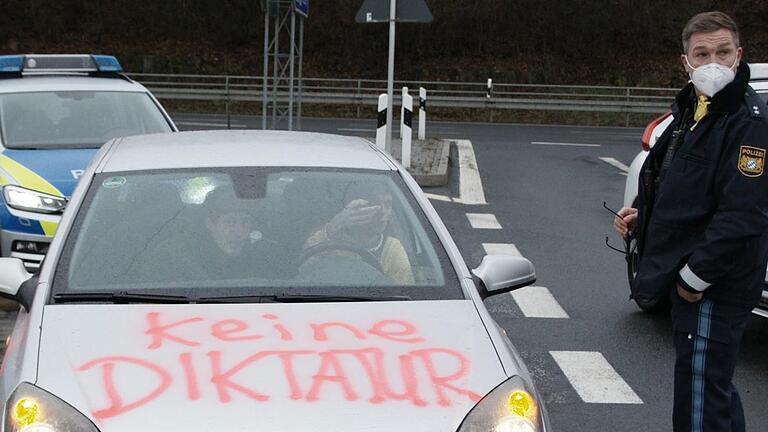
[613,11,768,431]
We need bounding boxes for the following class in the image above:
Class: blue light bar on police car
[91,55,122,72]
[0,54,123,74]
[0,55,24,73]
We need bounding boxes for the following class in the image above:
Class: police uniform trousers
[671,292,752,432]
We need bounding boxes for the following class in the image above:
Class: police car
[622,63,768,317]
[0,130,548,432]
[0,54,177,271]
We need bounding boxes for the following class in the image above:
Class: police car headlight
[5,382,99,432]
[457,376,543,432]
[3,185,67,214]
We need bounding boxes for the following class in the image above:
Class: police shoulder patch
[738,145,765,177]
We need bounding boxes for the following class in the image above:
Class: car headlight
[4,382,99,432]
[457,376,543,432]
[3,185,67,214]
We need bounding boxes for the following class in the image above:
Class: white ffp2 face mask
[685,56,738,97]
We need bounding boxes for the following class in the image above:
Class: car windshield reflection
[0,91,172,149]
[53,168,462,301]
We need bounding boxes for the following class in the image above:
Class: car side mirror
[0,258,35,311]
[471,255,536,299]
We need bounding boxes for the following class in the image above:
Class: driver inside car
[300,183,414,285]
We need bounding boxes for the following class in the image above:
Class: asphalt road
[170,113,768,431]
[0,114,763,431]
[414,122,767,432]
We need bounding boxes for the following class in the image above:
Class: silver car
[0,130,549,432]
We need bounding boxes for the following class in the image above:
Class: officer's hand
[613,207,638,239]
[677,284,703,303]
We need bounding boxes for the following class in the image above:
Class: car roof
[750,63,768,81]
[99,130,395,173]
[0,75,148,94]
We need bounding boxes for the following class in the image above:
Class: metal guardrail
[128,73,676,116]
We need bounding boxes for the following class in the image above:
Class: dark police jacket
[634,62,768,309]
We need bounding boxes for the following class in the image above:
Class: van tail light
[641,112,672,151]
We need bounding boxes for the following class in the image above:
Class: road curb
[410,139,450,187]
[377,137,450,187]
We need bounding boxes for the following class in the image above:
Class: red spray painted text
[76,312,484,420]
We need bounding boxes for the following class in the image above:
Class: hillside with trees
[2,0,766,88]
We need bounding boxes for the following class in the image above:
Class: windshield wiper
[53,291,193,304]
[53,292,413,305]
[197,294,412,304]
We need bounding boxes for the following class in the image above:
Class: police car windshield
[52,168,463,301]
[0,91,172,149]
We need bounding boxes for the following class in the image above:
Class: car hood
[1,149,97,197]
[36,300,508,432]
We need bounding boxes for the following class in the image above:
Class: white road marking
[456,140,488,205]
[531,141,601,147]
[482,243,522,256]
[424,192,454,202]
[511,286,569,318]
[466,213,502,229]
[599,157,630,173]
[176,121,247,128]
[423,140,487,205]
[550,351,644,404]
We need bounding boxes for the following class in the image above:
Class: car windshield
[0,91,172,149]
[52,168,464,301]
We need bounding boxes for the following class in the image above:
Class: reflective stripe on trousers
[691,299,713,432]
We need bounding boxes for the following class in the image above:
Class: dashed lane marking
[550,351,644,404]
[599,157,630,173]
[531,141,601,147]
[481,243,569,318]
[511,287,569,318]
[482,243,522,256]
[466,213,502,229]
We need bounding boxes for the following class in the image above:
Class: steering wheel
[299,241,383,273]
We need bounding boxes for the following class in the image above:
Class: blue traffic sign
[294,0,309,17]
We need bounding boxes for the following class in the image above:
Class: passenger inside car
[190,187,291,280]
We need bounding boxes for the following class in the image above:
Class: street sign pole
[355,0,431,153]
[385,0,396,153]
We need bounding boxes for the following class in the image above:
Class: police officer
[613,11,768,432]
